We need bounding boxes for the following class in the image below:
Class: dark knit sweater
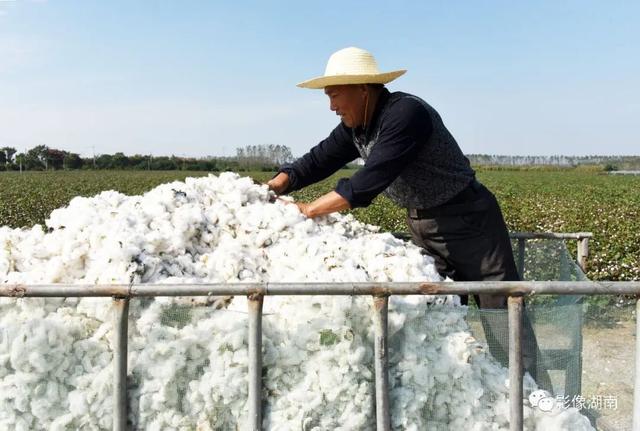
[279,88,476,209]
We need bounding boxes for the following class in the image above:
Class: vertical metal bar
[113,297,129,431]
[565,295,584,398]
[633,298,640,431]
[577,237,589,273]
[508,296,524,431]
[560,239,571,281]
[372,295,391,431]
[248,294,264,431]
[517,239,526,279]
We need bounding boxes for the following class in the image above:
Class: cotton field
[0,173,594,430]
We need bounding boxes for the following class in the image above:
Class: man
[268,47,549,386]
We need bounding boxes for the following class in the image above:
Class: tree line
[2,145,638,172]
[0,144,296,172]
[467,154,640,170]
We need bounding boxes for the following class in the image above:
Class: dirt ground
[582,313,636,431]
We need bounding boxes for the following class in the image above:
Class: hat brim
[296,70,406,89]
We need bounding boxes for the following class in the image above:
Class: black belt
[408,180,489,219]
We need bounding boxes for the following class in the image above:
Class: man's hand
[267,173,290,195]
[295,202,312,217]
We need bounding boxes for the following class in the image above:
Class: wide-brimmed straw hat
[297,47,406,89]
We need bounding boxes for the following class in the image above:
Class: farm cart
[1,233,640,430]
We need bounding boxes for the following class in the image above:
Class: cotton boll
[534,407,594,431]
[67,390,88,416]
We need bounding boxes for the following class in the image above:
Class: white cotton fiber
[0,172,593,430]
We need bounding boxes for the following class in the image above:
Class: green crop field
[1,169,638,282]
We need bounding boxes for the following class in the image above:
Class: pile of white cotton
[0,173,594,430]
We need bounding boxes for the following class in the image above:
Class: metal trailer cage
[2,283,640,431]
[395,231,593,402]
[1,233,639,431]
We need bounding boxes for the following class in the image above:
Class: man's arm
[295,191,351,218]
[275,122,359,193]
[334,97,432,208]
[295,98,431,218]
[267,175,350,216]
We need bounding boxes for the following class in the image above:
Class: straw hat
[297,47,406,89]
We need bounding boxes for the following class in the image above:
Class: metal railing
[1,281,640,431]
[510,232,593,274]
[392,231,593,277]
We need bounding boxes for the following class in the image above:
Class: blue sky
[1,0,638,158]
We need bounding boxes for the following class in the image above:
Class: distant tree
[25,145,49,170]
[64,153,83,169]
[14,153,26,171]
[95,154,114,169]
[126,154,147,169]
[46,148,66,170]
[272,144,293,165]
[150,156,178,170]
[112,152,130,169]
[1,147,17,166]
[235,144,293,170]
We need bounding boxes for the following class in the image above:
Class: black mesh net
[465,238,635,430]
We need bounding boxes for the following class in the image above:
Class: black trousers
[406,180,552,390]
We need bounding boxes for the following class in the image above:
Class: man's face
[324,85,367,128]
